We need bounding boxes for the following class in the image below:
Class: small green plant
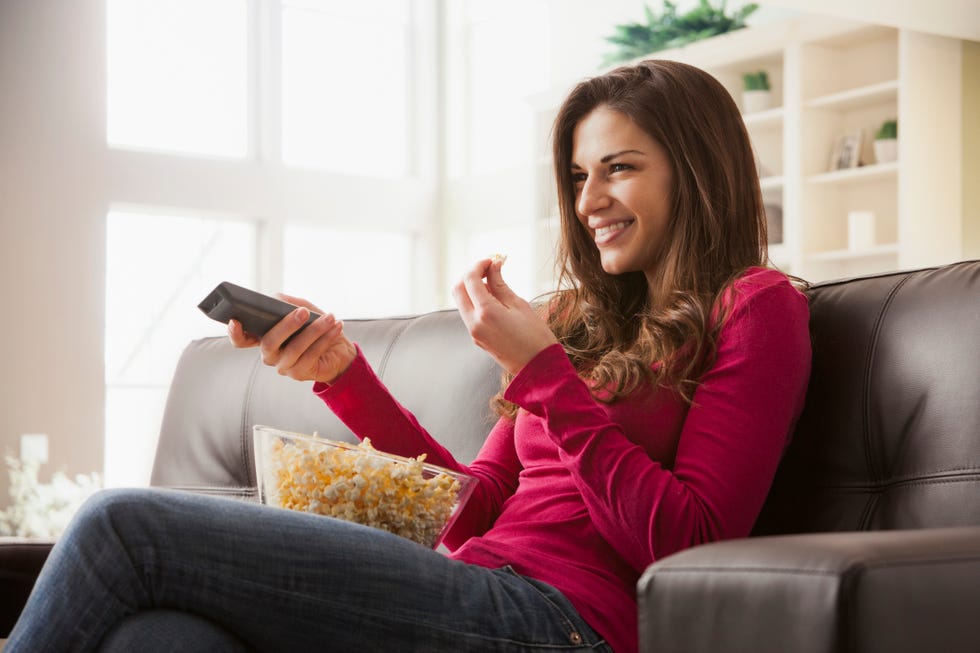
[602,0,759,66]
[875,119,898,140]
[742,70,770,91]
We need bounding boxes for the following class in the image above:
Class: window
[281,0,412,176]
[448,225,537,302]
[106,0,248,157]
[104,210,256,487]
[282,224,416,318]
[451,0,551,175]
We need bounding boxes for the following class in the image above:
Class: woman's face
[571,106,674,281]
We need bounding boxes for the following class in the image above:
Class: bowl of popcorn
[252,425,477,549]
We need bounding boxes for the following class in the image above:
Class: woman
[7,60,810,653]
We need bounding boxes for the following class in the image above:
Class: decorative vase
[873,138,898,164]
[742,90,772,114]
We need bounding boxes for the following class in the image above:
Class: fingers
[286,319,347,379]
[268,312,338,372]
[228,319,259,348]
[277,293,325,315]
[260,306,311,354]
[484,256,517,304]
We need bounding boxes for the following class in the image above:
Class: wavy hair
[492,59,772,418]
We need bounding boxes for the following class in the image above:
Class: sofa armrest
[638,526,980,653]
[0,538,54,637]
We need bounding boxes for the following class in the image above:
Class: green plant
[602,0,759,66]
[875,119,898,140]
[742,70,770,91]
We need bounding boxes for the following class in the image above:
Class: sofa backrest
[755,259,980,535]
[152,260,980,536]
[151,310,501,499]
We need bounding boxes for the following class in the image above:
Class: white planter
[742,90,772,114]
[873,138,898,164]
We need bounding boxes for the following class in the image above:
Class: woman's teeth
[595,221,632,237]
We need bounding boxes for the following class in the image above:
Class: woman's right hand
[228,293,356,385]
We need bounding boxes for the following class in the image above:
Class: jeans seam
[144,560,593,650]
[499,566,608,650]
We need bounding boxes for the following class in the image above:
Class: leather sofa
[2,258,978,652]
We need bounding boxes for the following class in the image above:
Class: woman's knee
[64,487,162,542]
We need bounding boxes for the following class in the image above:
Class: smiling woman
[571,109,674,279]
[6,53,811,653]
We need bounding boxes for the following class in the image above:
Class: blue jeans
[6,489,611,652]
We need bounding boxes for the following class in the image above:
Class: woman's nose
[576,177,610,216]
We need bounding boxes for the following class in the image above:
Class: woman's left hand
[452,257,559,375]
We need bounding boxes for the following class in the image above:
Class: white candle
[848,211,876,251]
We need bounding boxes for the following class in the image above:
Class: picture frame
[829,129,863,171]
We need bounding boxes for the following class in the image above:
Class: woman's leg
[97,610,253,653]
[6,488,609,653]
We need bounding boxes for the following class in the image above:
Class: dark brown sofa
[2,259,978,652]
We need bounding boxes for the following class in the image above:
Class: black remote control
[198,281,320,340]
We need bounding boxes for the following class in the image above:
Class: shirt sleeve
[313,346,522,549]
[503,273,812,571]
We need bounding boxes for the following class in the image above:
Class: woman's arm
[228,290,523,547]
[504,274,812,572]
[313,347,522,547]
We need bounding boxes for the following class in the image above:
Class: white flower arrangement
[0,451,102,539]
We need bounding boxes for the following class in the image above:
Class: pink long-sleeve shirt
[314,267,811,653]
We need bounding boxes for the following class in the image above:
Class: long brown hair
[493,59,771,418]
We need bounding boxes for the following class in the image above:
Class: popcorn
[257,433,464,548]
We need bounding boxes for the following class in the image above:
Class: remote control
[198,281,320,340]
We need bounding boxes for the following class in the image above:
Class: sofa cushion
[756,260,980,534]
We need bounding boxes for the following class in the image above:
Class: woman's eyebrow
[601,149,644,162]
[571,149,645,169]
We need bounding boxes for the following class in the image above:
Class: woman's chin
[599,257,630,276]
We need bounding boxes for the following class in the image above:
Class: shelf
[528,18,973,295]
[806,243,898,262]
[805,79,899,111]
[760,175,785,192]
[768,243,791,267]
[743,106,784,128]
[807,161,898,185]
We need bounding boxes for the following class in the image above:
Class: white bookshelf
[528,16,979,287]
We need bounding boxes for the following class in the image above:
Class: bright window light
[281,1,409,176]
[106,0,248,157]
[104,210,256,488]
[448,225,536,301]
[283,224,415,318]
[467,0,550,174]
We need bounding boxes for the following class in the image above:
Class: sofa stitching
[651,554,980,577]
[239,354,263,484]
[649,566,843,576]
[858,273,912,529]
[375,316,416,379]
[814,472,980,493]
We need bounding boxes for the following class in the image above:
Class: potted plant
[873,119,898,164]
[741,70,771,113]
[602,1,759,66]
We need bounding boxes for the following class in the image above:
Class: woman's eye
[571,172,587,184]
[610,163,632,173]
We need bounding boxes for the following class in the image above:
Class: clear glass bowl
[253,425,477,548]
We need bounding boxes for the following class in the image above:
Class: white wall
[0,0,441,508]
[0,0,108,507]
[761,0,980,41]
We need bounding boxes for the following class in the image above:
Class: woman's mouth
[594,220,634,245]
